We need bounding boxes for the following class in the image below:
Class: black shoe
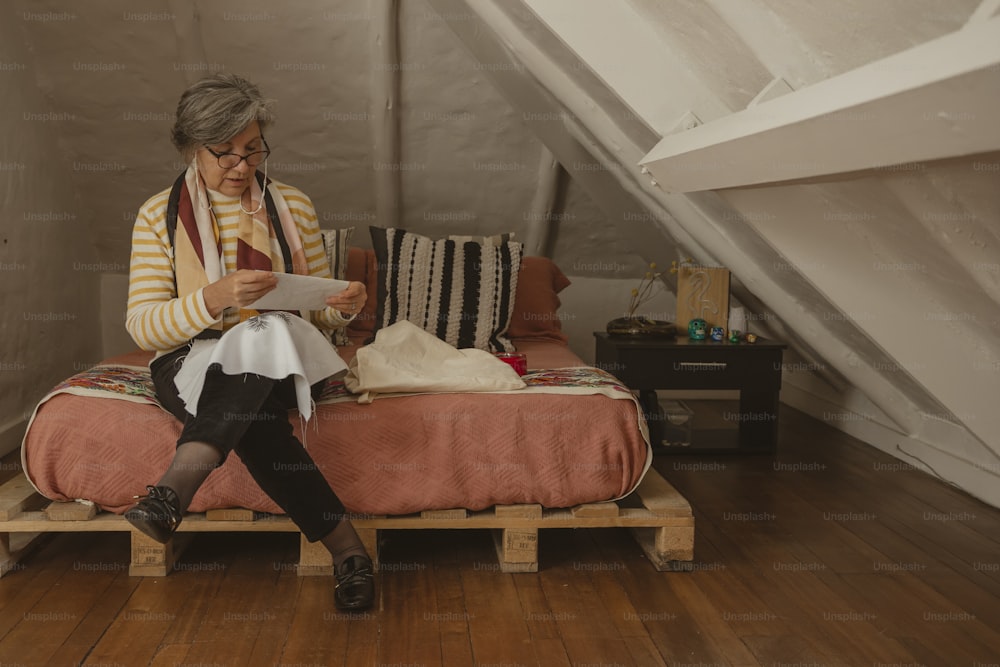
[335,554,375,611]
[124,485,182,543]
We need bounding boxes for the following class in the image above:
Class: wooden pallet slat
[0,531,48,578]
[420,508,468,520]
[633,469,693,517]
[571,502,620,518]
[0,475,40,521]
[206,508,256,521]
[495,504,542,519]
[0,468,694,576]
[44,500,98,522]
[630,468,695,570]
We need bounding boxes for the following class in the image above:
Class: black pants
[150,345,346,542]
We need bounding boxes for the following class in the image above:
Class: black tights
[149,350,367,563]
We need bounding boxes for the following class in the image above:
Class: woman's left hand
[326,281,367,317]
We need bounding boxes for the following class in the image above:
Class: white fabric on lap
[173,312,348,420]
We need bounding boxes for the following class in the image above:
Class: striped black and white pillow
[320,227,354,346]
[369,226,523,352]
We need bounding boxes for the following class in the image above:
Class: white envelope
[248,273,351,311]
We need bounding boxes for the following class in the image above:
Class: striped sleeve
[276,184,353,331]
[125,190,219,352]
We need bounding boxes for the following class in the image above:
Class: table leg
[638,390,664,448]
[737,386,780,452]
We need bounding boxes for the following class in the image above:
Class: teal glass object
[687,318,707,340]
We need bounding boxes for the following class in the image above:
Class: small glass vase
[606,316,677,338]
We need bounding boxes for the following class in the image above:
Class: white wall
[0,11,102,456]
[559,276,677,365]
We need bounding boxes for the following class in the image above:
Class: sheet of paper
[248,273,350,311]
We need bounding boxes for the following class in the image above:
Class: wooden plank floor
[2,405,999,666]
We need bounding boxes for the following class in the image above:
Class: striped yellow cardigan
[126,179,350,359]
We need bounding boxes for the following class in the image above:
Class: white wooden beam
[747,77,794,107]
[966,0,1000,26]
[521,0,731,130]
[702,0,830,89]
[522,147,561,257]
[640,16,1000,193]
[668,111,702,133]
[425,0,681,276]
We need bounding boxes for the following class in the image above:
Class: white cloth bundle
[173,312,348,421]
[345,320,525,403]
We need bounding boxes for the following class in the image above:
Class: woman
[124,73,373,612]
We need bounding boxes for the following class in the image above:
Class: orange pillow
[507,256,571,344]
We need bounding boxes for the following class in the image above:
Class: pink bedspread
[22,339,650,516]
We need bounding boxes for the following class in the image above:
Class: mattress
[21,338,651,517]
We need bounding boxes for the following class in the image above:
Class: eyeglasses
[204,137,271,168]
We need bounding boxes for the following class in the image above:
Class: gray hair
[171,73,274,156]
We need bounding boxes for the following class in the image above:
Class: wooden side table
[594,332,786,453]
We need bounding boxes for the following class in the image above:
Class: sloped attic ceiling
[8,0,998,505]
[423,0,1000,505]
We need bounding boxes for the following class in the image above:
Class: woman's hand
[203,270,278,318]
[326,281,367,317]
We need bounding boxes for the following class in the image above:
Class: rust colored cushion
[508,256,572,344]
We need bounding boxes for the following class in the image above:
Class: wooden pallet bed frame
[0,467,693,577]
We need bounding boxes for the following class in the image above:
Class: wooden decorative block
[675,265,730,332]
[129,531,175,577]
[630,525,695,571]
[44,501,98,522]
[297,534,334,576]
[492,528,539,573]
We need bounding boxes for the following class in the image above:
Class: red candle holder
[495,352,527,376]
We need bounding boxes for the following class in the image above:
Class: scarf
[172,162,310,326]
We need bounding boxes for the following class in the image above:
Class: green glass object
[687,318,707,340]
